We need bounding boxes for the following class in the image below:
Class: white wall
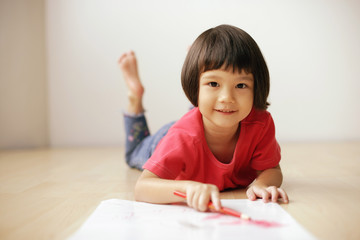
[44,0,360,146]
[0,0,48,149]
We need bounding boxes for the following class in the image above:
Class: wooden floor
[0,142,360,240]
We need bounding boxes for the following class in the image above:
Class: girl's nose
[218,88,235,103]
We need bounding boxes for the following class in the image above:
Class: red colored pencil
[173,190,250,220]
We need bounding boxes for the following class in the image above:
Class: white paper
[68,199,316,240]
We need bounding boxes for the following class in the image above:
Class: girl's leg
[118,50,144,115]
[123,113,149,169]
[119,51,173,169]
[124,113,174,169]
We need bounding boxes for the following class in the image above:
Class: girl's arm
[134,169,222,211]
[246,164,289,203]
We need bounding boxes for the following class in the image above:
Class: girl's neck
[203,118,240,144]
[202,118,240,163]
[203,123,240,164]
[204,125,240,145]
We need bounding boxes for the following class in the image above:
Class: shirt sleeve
[250,112,281,171]
[143,130,192,179]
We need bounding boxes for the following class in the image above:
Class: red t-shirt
[143,107,281,191]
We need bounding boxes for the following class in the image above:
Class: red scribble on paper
[250,220,283,228]
[203,214,283,228]
[203,214,223,220]
[222,219,283,228]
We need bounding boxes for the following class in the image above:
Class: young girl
[119,25,289,212]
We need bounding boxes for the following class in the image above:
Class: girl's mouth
[215,109,236,114]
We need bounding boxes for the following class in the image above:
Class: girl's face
[198,68,254,131]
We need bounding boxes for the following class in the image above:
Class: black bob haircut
[181,24,270,110]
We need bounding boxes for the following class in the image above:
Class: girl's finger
[211,191,221,211]
[277,188,289,203]
[267,186,279,202]
[191,191,200,211]
[186,190,195,208]
[246,187,256,201]
[261,189,270,203]
[198,193,210,212]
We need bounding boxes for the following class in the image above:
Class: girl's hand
[246,185,289,204]
[185,183,221,212]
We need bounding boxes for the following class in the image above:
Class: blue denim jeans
[124,112,175,170]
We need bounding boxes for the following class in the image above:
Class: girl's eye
[208,82,219,87]
[236,83,247,89]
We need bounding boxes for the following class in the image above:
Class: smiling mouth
[215,109,237,113]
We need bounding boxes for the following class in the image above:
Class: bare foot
[118,51,144,97]
[118,51,145,114]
